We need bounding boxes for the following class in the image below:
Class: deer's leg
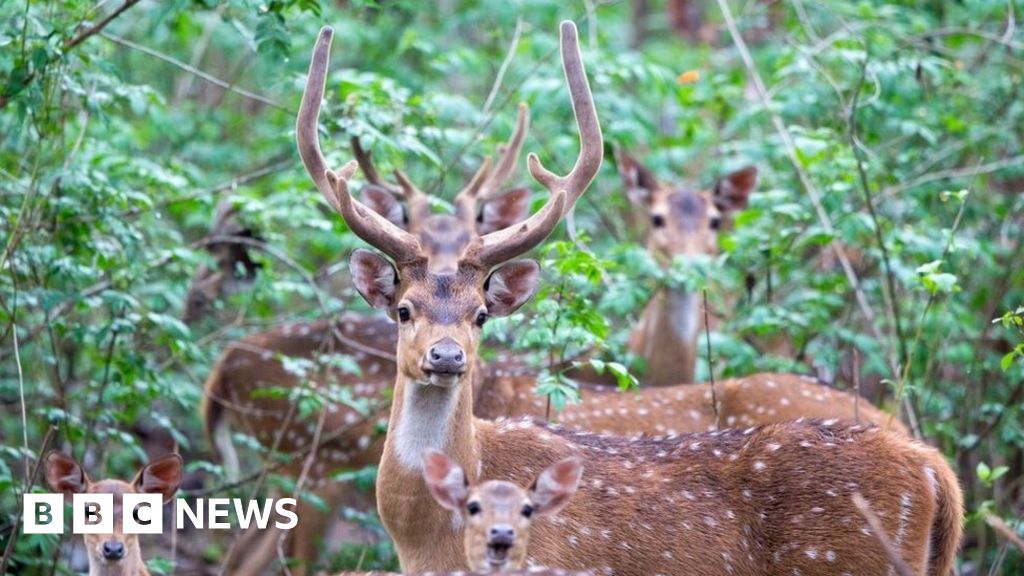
[226,525,288,576]
[285,496,335,576]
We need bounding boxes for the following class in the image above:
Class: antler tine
[454,156,493,218]
[526,21,604,217]
[394,169,431,230]
[353,136,433,232]
[462,21,601,269]
[463,191,567,268]
[297,27,421,263]
[350,136,395,191]
[454,103,529,225]
[479,103,530,200]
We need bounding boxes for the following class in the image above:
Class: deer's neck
[378,368,479,571]
[89,550,148,576]
[630,286,701,386]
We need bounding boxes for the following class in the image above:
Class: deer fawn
[423,449,584,573]
[43,452,183,576]
[331,450,593,576]
[299,21,961,574]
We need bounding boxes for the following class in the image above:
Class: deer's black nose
[488,524,515,546]
[102,540,125,561]
[426,338,466,374]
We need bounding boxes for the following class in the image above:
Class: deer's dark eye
[467,502,481,515]
[651,214,666,228]
[475,311,489,327]
[709,216,721,230]
[521,504,534,518]
[397,306,411,323]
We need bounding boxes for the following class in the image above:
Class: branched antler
[296,27,421,263]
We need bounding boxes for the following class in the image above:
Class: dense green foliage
[1,0,1022,573]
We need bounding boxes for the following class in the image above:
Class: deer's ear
[530,457,582,517]
[477,187,531,235]
[713,166,757,212]
[422,449,469,511]
[45,452,89,500]
[615,147,658,206]
[134,454,183,504]
[351,249,399,310]
[484,260,540,317]
[362,185,408,229]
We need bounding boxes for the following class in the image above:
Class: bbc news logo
[23,495,298,534]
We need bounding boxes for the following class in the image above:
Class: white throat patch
[393,383,460,471]
[666,290,700,345]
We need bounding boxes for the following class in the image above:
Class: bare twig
[8,270,29,481]
[482,19,523,115]
[852,492,915,576]
[910,27,1024,52]
[986,513,1024,553]
[100,32,290,112]
[65,0,142,51]
[847,46,907,368]
[173,5,229,105]
[139,155,294,216]
[702,289,720,430]
[853,348,861,424]
[880,154,1024,200]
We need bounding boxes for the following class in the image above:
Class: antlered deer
[203,105,538,576]
[299,21,960,575]
[44,452,183,576]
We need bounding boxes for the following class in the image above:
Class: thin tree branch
[852,492,915,576]
[65,0,142,51]
[847,47,907,368]
[100,32,291,112]
[880,154,1024,200]
[986,513,1024,553]
[482,18,523,115]
[703,289,720,431]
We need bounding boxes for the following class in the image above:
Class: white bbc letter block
[123,493,163,534]
[73,493,113,535]
[23,494,63,534]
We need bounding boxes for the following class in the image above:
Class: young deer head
[44,452,182,576]
[423,449,583,573]
[616,148,756,264]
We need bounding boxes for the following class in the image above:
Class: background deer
[614,148,757,386]
[423,449,583,574]
[300,21,959,576]
[44,452,183,576]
